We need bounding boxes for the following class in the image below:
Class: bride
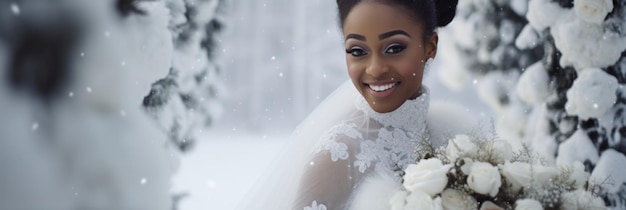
[241,0,467,209]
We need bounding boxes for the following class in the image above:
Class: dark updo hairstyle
[336,0,458,42]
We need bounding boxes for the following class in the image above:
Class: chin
[369,101,401,113]
[371,106,394,113]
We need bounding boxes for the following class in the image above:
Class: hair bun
[434,0,458,27]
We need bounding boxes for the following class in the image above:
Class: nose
[365,55,388,78]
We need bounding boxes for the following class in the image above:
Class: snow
[573,0,614,24]
[10,3,20,15]
[446,13,482,49]
[432,0,626,207]
[515,25,540,50]
[565,68,618,120]
[51,102,175,210]
[522,105,558,163]
[551,14,626,69]
[0,0,177,209]
[476,71,520,113]
[516,61,551,105]
[3,0,624,209]
[510,0,528,16]
[0,96,71,210]
[526,0,568,31]
[496,102,529,145]
[437,29,472,91]
[590,149,626,193]
[0,73,175,210]
[172,129,288,209]
[499,20,517,44]
[69,0,173,110]
[556,130,600,167]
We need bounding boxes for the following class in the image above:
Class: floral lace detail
[352,87,430,173]
[315,87,429,174]
[354,127,420,173]
[314,123,362,161]
[304,200,327,210]
[328,141,349,161]
[355,86,430,132]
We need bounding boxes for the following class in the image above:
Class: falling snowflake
[10,3,19,15]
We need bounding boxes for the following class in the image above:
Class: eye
[384,43,406,54]
[346,47,368,57]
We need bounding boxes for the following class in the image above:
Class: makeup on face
[342,2,436,113]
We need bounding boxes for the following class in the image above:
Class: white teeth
[369,83,397,92]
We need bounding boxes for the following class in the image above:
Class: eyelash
[345,43,407,57]
[384,44,406,54]
[346,47,367,57]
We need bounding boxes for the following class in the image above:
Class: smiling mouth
[368,82,399,92]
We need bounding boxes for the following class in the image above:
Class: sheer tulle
[237,81,361,209]
[238,80,479,209]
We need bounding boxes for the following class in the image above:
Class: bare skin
[343,2,439,113]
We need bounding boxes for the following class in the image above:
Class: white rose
[500,162,559,192]
[515,199,543,210]
[403,159,452,197]
[390,191,407,210]
[441,189,477,210]
[561,190,607,210]
[574,0,613,24]
[491,140,513,163]
[499,162,531,191]
[446,135,477,162]
[479,201,505,210]
[567,161,589,189]
[433,197,443,210]
[467,161,502,197]
[405,190,437,210]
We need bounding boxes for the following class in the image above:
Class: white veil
[236,80,483,209]
[238,80,360,210]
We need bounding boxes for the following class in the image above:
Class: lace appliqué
[356,87,430,132]
[314,123,362,161]
[315,87,430,173]
[304,200,327,210]
[352,87,430,173]
[354,127,419,173]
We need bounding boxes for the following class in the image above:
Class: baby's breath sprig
[413,135,437,162]
[511,143,548,165]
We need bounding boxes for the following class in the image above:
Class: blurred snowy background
[1,0,625,209]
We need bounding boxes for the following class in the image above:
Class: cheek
[346,61,362,82]
[396,57,424,79]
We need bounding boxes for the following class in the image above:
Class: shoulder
[426,100,481,148]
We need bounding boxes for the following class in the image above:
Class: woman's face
[343,2,437,113]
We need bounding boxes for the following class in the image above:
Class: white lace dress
[293,89,431,210]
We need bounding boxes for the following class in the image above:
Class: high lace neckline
[355,86,430,133]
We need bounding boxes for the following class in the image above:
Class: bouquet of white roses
[390,134,608,210]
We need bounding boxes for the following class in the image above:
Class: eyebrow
[345,30,411,41]
[379,30,411,40]
[346,34,366,41]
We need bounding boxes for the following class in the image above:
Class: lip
[365,81,399,98]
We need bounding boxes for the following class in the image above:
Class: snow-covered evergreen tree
[441,0,626,208]
[0,0,224,209]
[143,0,226,152]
